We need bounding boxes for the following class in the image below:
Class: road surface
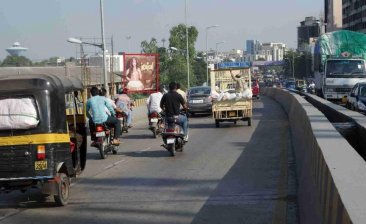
[0,96,298,224]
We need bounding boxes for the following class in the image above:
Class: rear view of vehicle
[161,115,187,156]
[0,74,87,206]
[187,86,212,115]
[252,79,260,99]
[148,111,163,138]
[116,111,129,134]
[93,124,118,159]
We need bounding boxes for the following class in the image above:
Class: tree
[140,24,201,89]
[284,50,312,79]
[167,24,199,88]
[193,52,207,86]
[1,55,32,67]
[140,38,158,54]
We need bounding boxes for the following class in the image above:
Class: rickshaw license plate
[96,132,105,137]
[229,111,236,117]
[150,118,158,122]
[35,161,47,170]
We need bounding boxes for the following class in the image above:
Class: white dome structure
[6,42,28,56]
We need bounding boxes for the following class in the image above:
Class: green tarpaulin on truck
[315,30,366,64]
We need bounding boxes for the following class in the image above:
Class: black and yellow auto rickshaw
[0,74,87,206]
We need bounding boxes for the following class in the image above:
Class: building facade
[297,16,322,51]
[243,41,286,62]
[342,0,366,32]
[246,40,261,55]
[325,0,343,32]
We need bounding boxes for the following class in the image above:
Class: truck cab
[315,58,366,101]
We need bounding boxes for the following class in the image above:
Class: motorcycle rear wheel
[167,143,175,156]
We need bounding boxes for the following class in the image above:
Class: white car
[347,82,366,112]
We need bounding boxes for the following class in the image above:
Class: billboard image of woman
[123,54,159,93]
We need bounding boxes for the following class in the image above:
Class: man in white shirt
[146,85,164,114]
[176,83,187,103]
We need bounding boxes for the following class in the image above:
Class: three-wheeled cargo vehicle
[0,74,87,206]
[211,68,253,127]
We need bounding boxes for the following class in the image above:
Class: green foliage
[140,38,158,54]
[1,55,32,67]
[130,93,149,100]
[193,52,207,86]
[140,24,205,90]
[284,50,312,79]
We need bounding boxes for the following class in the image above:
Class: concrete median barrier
[263,88,366,224]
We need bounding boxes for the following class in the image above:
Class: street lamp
[215,41,225,63]
[206,25,219,85]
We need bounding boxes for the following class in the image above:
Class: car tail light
[37,145,46,160]
[96,126,104,132]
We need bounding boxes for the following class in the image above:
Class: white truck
[314,30,366,102]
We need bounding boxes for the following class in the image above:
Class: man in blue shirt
[86,87,121,145]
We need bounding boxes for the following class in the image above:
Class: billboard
[122,54,159,93]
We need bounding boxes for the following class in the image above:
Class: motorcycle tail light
[96,126,104,132]
[166,128,175,133]
[37,145,46,160]
[149,112,158,118]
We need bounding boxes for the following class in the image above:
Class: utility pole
[185,0,190,89]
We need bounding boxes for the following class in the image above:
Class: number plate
[96,132,105,137]
[35,161,47,170]
[192,99,203,104]
[118,118,123,121]
[229,111,236,117]
[167,138,175,144]
[150,118,158,122]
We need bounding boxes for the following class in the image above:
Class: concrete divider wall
[264,88,366,224]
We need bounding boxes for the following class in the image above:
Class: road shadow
[191,96,299,224]
[121,150,170,158]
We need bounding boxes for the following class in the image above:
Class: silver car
[187,86,212,115]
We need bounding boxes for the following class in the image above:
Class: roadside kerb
[264,88,366,224]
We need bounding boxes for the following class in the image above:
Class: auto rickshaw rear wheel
[54,173,70,206]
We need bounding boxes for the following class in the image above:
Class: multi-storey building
[342,0,366,32]
[297,16,322,51]
[325,0,342,32]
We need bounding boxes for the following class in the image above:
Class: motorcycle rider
[308,80,315,93]
[146,85,164,126]
[160,82,189,142]
[99,88,122,115]
[86,86,121,145]
[176,83,187,103]
[114,88,133,128]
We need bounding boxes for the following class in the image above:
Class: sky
[0,0,323,61]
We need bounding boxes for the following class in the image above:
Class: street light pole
[185,0,190,89]
[292,53,295,79]
[206,25,219,86]
[100,0,108,95]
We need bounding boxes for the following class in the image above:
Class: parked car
[187,86,212,115]
[347,82,366,112]
[252,79,260,99]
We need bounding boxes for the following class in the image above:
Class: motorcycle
[116,111,129,134]
[93,124,119,159]
[307,85,315,94]
[161,112,188,156]
[148,111,163,138]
